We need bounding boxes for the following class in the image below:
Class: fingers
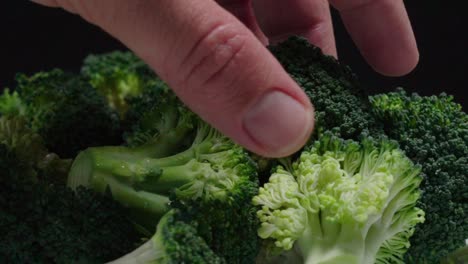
[30,0,314,157]
[216,0,267,43]
[252,0,337,57]
[330,0,419,76]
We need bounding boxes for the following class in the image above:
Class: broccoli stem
[297,211,365,264]
[68,149,172,230]
[107,212,170,264]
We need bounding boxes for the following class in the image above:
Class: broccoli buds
[253,133,425,264]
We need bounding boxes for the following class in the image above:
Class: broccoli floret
[123,82,196,152]
[108,209,225,264]
[269,37,382,140]
[0,116,70,184]
[81,51,157,117]
[68,123,260,258]
[253,133,425,264]
[15,69,121,158]
[370,88,468,262]
[0,88,26,117]
[0,118,140,264]
[68,93,260,262]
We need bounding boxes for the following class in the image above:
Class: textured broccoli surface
[108,209,225,264]
[253,133,425,264]
[0,116,70,184]
[0,117,140,264]
[68,90,260,263]
[269,37,382,141]
[81,51,157,117]
[15,69,121,158]
[370,88,468,262]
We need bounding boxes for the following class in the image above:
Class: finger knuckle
[177,23,250,103]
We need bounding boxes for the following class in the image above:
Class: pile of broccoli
[0,36,465,264]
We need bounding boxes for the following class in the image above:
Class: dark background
[1,1,466,108]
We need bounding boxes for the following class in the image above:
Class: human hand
[31,0,418,157]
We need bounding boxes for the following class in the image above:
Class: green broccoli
[81,51,157,117]
[122,81,195,151]
[253,37,384,180]
[15,69,121,158]
[370,88,468,262]
[253,133,425,264]
[269,37,382,140]
[0,116,140,264]
[108,209,225,264]
[68,92,260,262]
[0,116,70,183]
[0,88,26,117]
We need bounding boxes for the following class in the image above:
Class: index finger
[330,0,419,76]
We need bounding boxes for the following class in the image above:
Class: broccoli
[15,69,121,158]
[269,37,382,140]
[81,51,157,117]
[253,37,384,180]
[0,116,140,264]
[122,81,195,151]
[0,116,70,183]
[370,88,468,262]
[108,209,224,264]
[0,88,26,117]
[68,92,260,262]
[253,133,425,264]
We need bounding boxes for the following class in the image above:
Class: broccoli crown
[81,51,157,117]
[123,83,196,154]
[253,133,425,264]
[16,69,121,158]
[370,88,468,262]
[269,37,382,140]
[0,116,70,184]
[68,92,260,263]
[0,88,26,117]
[108,209,225,264]
[0,143,140,264]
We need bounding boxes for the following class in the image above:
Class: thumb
[31,0,315,157]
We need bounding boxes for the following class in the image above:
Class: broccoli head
[0,116,70,184]
[123,82,196,153]
[253,133,425,264]
[370,88,468,262]
[269,37,382,140]
[81,51,157,117]
[68,89,260,262]
[15,69,121,158]
[108,209,225,264]
[0,117,140,264]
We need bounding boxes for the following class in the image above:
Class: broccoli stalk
[253,133,425,264]
[68,121,253,230]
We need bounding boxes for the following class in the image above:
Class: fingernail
[243,90,314,157]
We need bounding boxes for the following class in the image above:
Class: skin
[31,0,419,158]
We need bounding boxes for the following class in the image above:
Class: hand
[31,0,418,157]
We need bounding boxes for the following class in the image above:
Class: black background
[1,1,466,108]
